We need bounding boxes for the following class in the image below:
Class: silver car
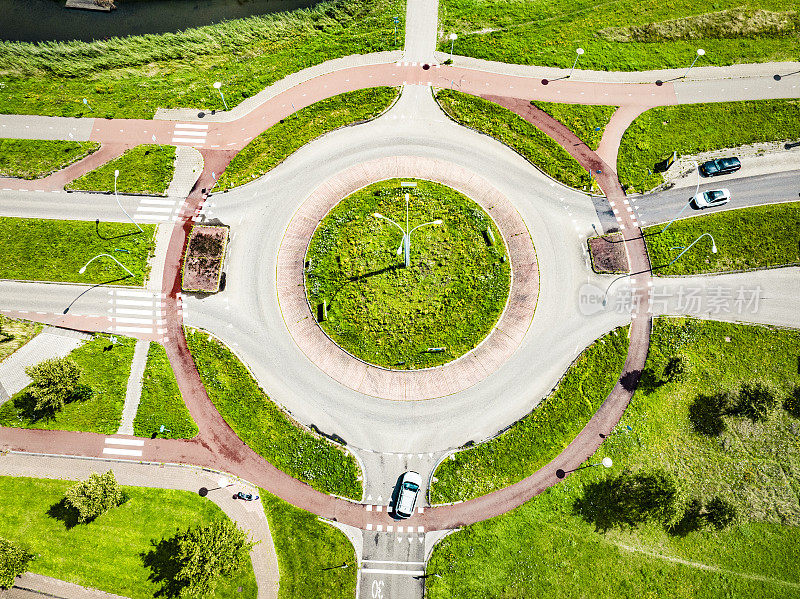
[394,471,423,518]
[692,188,730,209]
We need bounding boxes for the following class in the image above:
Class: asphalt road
[635,170,800,226]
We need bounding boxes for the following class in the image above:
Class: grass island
[304,179,511,370]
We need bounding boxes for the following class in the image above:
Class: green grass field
[0,316,41,363]
[0,0,404,119]
[644,202,800,275]
[430,327,629,504]
[0,139,99,179]
[531,102,617,150]
[65,145,176,195]
[217,87,399,190]
[0,334,135,434]
[618,99,800,192]
[305,178,510,369]
[0,476,256,598]
[132,342,198,440]
[435,89,592,189]
[185,329,362,500]
[261,492,356,599]
[437,0,800,71]
[427,318,800,598]
[0,217,154,285]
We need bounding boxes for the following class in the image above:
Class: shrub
[784,387,800,418]
[0,537,32,589]
[705,496,737,530]
[64,471,124,523]
[735,382,777,421]
[25,357,82,416]
[688,392,732,436]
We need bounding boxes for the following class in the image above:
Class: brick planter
[181,225,229,293]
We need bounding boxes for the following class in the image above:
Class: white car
[394,471,423,518]
[692,188,731,209]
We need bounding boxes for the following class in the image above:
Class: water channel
[0,0,317,43]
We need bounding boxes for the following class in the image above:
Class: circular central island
[304,179,511,370]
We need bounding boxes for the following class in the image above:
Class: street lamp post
[373,193,442,268]
[655,161,700,236]
[557,456,613,479]
[113,169,143,233]
[662,232,717,268]
[568,47,585,78]
[683,48,705,78]
[78,254,134,278]
[448,33,457,61]
[213,81,228,111]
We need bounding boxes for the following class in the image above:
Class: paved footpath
[0,452,280,599]
[116,339,149,436]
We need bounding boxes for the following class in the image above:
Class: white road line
[112,290,157,298]
[102,448,142,456]
[137,214,171,221]
[174,123,208,130]
[360,569,425,576]
[171,138,205,144]
[136,206,173,213]
[113,326,154,333]
[171,129,207,137]
[111,299,160,307]
[105,438,145,446]
[111,308,157,316]
[138,198,176,205]
[111,316,156,324]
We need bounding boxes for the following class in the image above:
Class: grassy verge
[185,329,362,500]
[0,476,256,598]
[0,334,135,434]
[0,217,155,285]
[216,87,399,190]
[0,316,42,362]
[427,318,800,598]
[0,0,404,119]
[305,179,510,370]
[435,89,592,189]
[438,0,800,71]
[65,145,176,195]
[531,102,617,150]
[132,342,198,440]
[644,202,800,275]
[618,99,800,192]
[0,139,99,179]
[261,491,356,599]
[430,327,629,504]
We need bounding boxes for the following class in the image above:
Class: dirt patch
[181,225,228,293]
[589,233,629,273]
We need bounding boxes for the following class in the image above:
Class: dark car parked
[699,157,741,177]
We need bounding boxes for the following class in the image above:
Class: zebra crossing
[134,196,185,222]
[107,289,166,338]
[102,437,144,457]
[171,123,208,146]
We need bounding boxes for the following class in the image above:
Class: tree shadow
[47,498,81,530]
[688,392,730,436]
[573,477,620,533]
[619,369,642,392]
[141,534,186,598]
[669,498,704,537]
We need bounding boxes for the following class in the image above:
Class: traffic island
[304,178,511,370]
[181,225,229,293]
[588,233,629,273]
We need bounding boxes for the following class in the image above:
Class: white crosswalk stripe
[108,290,164,336]
[103,437,144,457]
[133,196,184,223]
[171,123,208,146]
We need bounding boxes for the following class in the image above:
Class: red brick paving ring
[276,156,539,400]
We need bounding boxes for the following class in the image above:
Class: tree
[0,537,32,589]
[735,382,777,422]
[662,356,686,382]
[64,471,124,523]
[784,386,800,419]
[146,519,255,598]
[705,496,737,530]
[25,357,82,415]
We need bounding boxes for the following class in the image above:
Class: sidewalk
[117,339,149,436]
[0,574,128,599]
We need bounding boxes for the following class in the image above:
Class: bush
[735,382,777,421]
[144,519,254,598]
[0,537,32,589]
[64,471,124,523]
[705,496,737,530]
[25,357,82,416]
[784,387,800,418]
[688,392,732,436]
[575,469,682,531]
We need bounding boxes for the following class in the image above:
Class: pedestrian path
[117,339,149,436]
[0,327,90,404]
[0,573,129,599]
[107,289,166,338]
[165,146,204,199]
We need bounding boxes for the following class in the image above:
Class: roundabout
[275,155,538,400]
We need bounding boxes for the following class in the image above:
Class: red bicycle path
[0,61,658,532]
